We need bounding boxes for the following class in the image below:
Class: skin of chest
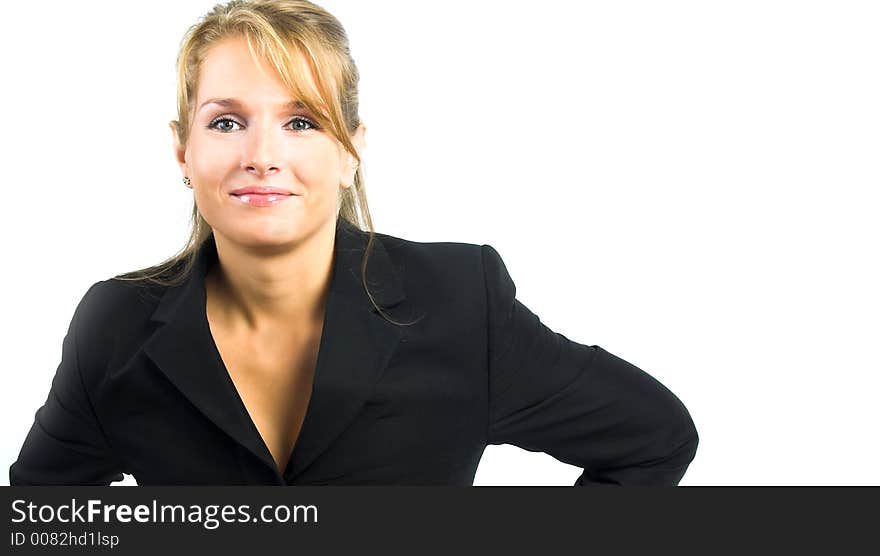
[207,297,324,473]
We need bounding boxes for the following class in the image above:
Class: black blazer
[10,219,698,485]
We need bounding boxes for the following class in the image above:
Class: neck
[207,219,336,333]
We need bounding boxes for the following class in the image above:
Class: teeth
[234,194,286,204]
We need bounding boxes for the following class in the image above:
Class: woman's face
[171,35,365,250]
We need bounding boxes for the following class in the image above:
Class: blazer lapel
[141,219,407,481]
[287,220,408,480]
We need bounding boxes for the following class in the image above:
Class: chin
[220,221,327,249]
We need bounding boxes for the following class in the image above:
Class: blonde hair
[116,0,413,325]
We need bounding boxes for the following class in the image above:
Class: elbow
[673,405,699,460]
[660,403,700,479]
[640,392,699,484]
[9,461,30,486]
[685,421,699,461]
[676,425,700,471]
[680,404,700,464]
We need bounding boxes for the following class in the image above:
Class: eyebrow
[197,97,308,113]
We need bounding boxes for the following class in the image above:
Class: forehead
[196,36,318,107]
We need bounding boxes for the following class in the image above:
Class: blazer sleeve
[9,281,125,485]
[482,244,699,486]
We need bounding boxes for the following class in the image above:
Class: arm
[482,244,698,486]
[9,282,125,485]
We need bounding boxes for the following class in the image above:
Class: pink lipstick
[229,186,296,207]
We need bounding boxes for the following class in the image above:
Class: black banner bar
[2,487,877,554]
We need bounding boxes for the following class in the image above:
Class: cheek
[192,187,222,224]
[189,141,234,177]
[291,144,342,189]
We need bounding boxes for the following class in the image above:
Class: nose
[242,123,281,178]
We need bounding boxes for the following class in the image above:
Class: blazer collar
[141,218,407,481]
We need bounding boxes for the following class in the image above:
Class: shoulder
[69,278,164,363]
[374,229,509,287]
[372,229,499,274]
[370,230,513,314]
[74,278,163,324]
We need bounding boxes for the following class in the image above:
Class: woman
[9,0,698,485]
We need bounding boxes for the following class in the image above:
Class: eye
[207,117,240,133]
[206,115,320,133]
[289,116,319,131]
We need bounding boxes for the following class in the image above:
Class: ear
[169,120,191,189]
[341,123,366,189]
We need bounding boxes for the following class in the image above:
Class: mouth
[230,193,296,207]
[230,186,295,196]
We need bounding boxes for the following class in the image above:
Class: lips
[230,186,294,196]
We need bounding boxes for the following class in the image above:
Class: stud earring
[183,177,191,186]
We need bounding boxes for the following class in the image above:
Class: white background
[1,0,878,486]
